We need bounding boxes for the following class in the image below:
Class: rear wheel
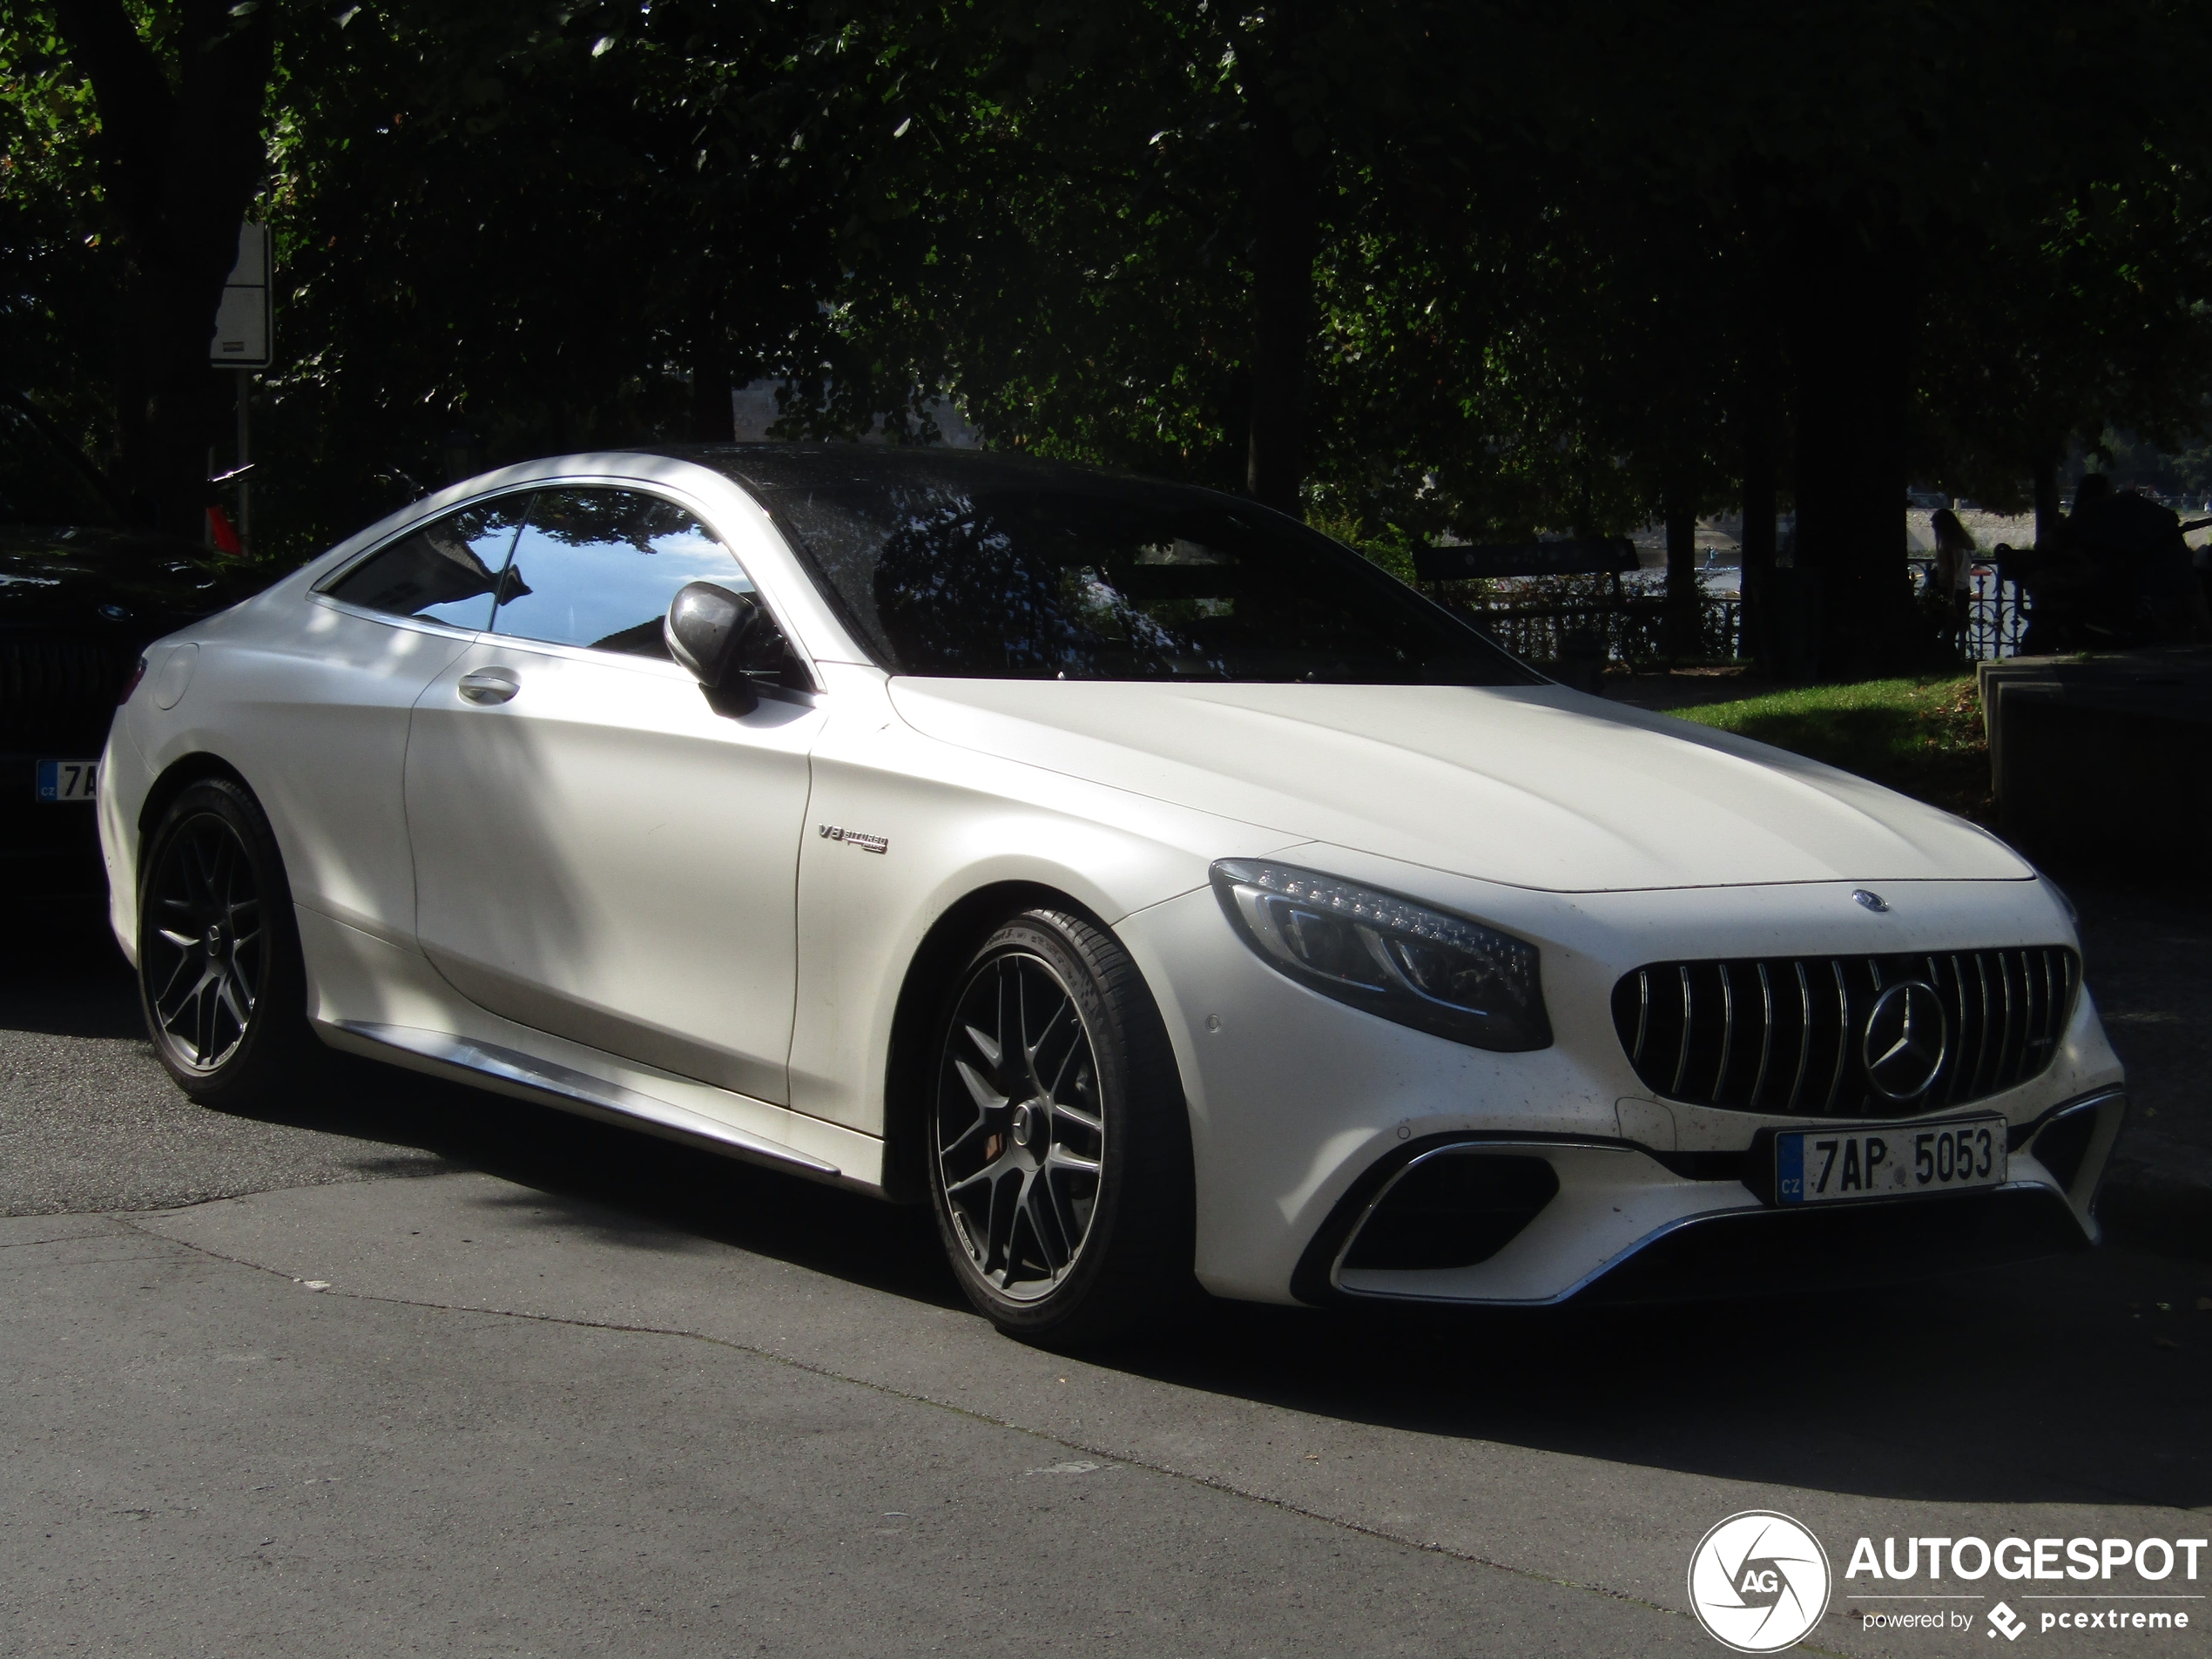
[137,778,315,1106]
[925,908,1195,1347]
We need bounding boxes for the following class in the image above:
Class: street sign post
[209,224,272,368]
[208,225,271,551]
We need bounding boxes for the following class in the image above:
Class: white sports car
[97,447,2126,1343]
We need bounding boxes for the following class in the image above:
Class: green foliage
[11,2,2212,571]
[0,5,118,453]
[1305,507,1417,584]
[245,0,903,556]
[2090,428,2212,508]
[1677,675,1991,818]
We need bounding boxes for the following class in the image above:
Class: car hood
[0,524,257,631]
[887,678,2029,892]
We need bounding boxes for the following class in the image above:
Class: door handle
[457,668,521,705]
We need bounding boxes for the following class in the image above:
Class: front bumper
[5,752,107,898]
[1115,860,2127,1307]
[1287,1090,2121,1306]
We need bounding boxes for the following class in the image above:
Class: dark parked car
[3,393,258,900]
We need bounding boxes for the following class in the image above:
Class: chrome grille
[1610,948,2080,1117]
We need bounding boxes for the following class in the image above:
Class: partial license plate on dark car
[36,759,99,803]
[1775,1115,2006,1205]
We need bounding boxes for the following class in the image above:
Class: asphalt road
[5,911,2209,1658]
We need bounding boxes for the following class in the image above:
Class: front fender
[785,665,1292,1136]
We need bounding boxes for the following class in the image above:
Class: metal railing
[1462,568,2030,667]
[1910,559,2032,660]
[1426,557,2034,668]
[1468,593,1743,664]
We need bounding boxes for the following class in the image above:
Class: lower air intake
[1339,1153,1559,1271]
[2030,1104,2102,1191]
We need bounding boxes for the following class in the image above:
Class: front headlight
[1209,860,1551,1051]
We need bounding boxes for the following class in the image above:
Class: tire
[137,777,317,1108]
[924,907,1196,1347]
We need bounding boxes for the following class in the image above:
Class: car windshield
[725,457,1534,685]
[0,399,119,528]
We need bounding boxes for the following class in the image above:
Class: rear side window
[325,499,528,628]
[490,488,757,658]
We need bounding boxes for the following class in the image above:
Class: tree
[49,0,275,536]
[1501,0,2212,673]
[1918,172,2212,543]
[14,0,2212,667]
[1,10,114,455]
[784,2,1482,508]
[226,0,897,553]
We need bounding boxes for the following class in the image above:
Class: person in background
[2012,476,2108,652]
[2070,473,2209,640]
[1930,506,1976,655]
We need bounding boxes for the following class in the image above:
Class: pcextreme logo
[1687,1511,1832,1653]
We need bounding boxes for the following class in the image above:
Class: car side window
[490,487,784,665]
[322,498,529,629]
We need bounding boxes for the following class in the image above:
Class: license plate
[1776,1116,2006,1205]
[35,759,99,803]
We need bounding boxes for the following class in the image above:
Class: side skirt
[323,1018,850,1186]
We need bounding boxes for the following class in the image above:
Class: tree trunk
[55,0,274,541]
[690,294,732,443]
[1244,81,1319,512]
[1738,392,1779,673]
[2032,456,2062,550]
[1664,490,1701,658]
[1785,232,1914,678]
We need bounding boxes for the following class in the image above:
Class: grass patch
[1675,675,1991,819]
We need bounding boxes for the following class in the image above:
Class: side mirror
[664,581,762,715]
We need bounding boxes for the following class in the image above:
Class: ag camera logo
[1689,1511,1832,1652]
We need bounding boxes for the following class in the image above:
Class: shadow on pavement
[10,908,954,1302]
[286,1055,965,1313]
[17,901,149,1040]
[1134,1257,2209,1511]
[2071,883,2212,1262]
[18,905,2209,1514]
[219,1048,2212,1514]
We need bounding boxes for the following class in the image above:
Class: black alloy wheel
[926,907,1196,1346]
[937,949,1107,1298]
[138,777,314,1105]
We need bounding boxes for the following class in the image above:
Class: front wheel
[925,908,1195,1347]
[137,777,315,1107]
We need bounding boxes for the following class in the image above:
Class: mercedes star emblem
[1861,981,1949,1100]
